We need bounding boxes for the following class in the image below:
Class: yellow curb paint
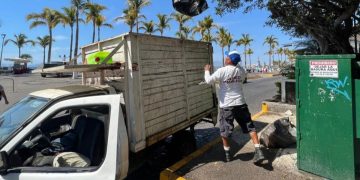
[160,103,269,180]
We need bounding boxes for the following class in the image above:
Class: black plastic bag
[260,117,296,148]
[173,0,208,17]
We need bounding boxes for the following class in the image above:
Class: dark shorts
[219,104,256,138]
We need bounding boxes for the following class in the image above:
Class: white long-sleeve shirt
[204,65,246,108]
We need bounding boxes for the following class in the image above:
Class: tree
[37,35,52,65]
[140,20,159,35]
[276,47,284,65]
[264,35,278,67]
[236,34,253,69]
[176,26,193,40]
[27,8,61,63]
[156,14,171,36]
[216,27,228,64]
[59,7,80,62]
[246,48,254,68]
[20,54,32,60]
[84,2,106,43]
[214,0,360,54]
[114,8,138,33]
[172,12,192,37]
[95,15,113,41]
[5,34,35,58]
[71,0,88,65]
[193,16,218,42]
[128,0,151,33]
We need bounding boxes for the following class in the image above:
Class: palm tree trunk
[74,8,79,65]
[43,47,46,65]
[69,25,74,62]
[244,46,247,69]
[136,17,139,33]
[18,47,21,58]
[222,47,224,66]
[48,28,52,63]
[98,26,100,42]
[249,54,251,70]
[92,21,96,43]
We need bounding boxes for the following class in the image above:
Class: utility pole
[0,34,6,68]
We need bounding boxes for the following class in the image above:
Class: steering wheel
[21,129,51,150]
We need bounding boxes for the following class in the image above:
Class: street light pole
[0,34,6,68]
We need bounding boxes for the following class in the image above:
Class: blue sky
[0,0,297,68]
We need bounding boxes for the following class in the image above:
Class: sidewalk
[163,112,322,180]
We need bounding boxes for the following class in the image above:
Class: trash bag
[260,117,296,148]
[173,0,208,17]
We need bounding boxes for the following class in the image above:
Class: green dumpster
[296,54,360,180]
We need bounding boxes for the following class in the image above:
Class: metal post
[0,34,6,68]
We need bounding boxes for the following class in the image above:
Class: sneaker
[253,147,265,164]
[225,150,231,162]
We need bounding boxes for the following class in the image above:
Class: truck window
[7,105,109,172]
[0,96,48,146]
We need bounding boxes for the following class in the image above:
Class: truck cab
[0,85,129,180]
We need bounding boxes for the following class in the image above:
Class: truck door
[0,95,128,180]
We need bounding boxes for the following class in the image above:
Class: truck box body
[81,33,217,152]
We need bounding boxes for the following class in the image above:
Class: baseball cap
[225,51,241,65]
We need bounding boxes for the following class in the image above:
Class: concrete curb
[159,104,269,180]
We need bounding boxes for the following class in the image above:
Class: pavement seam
[159,103,269,180]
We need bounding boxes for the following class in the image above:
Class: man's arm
[204,64,220,84]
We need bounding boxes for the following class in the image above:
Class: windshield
[0,96,49,145]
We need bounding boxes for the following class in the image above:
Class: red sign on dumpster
[309,60,338,78]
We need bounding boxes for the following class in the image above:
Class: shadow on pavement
[177,121,281,176]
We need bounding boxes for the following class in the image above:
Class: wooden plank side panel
[144,100,187,122]
[142,75,184,90]
[144,95,185,112]
[146,112,187,137]
[143,89,185,106]
[190,100,214,117]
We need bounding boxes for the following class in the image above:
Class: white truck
[0,33,217,180]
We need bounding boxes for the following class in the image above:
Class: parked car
[39,62,72,77]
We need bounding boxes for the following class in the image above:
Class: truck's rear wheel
[41,74,46,78]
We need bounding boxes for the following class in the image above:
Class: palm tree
[225,32,233,52]
[277,47,284,66]
[176,26,193,40]
[27,8,61,63]
[85,2,106,43]
[37,35,52,65]
[71,0,88,65]
[246,48,254,69]
[202,34,216,43]
[193,16,218,42]
[5,34,35,58]
[156,14,171,36]
[172,13,191,37]
[60,7,78,62]
[140,20,159,35]
[114,8,137,33]
[216,27,228,64]
[20,54,32,60]
[236,34,253,69]
[264,35,278,68]
[128,0,151,33]
[95,15,113,41]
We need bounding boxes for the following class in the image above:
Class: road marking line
[160,103,269,180]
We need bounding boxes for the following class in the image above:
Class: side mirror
[173,0,208,17]
[0,151,9,175]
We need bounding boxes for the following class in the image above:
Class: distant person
[203,51,265,164]
[0,84,9,104]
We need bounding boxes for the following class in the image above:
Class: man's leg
[219,107,235,162]
[235,105,265,164]
[1,91,8,104]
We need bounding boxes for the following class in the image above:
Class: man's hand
[204,64,211,71]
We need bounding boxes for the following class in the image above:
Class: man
[0,84,9,105]
[204,51,265,163]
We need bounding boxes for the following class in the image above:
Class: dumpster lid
[296,54,357,59]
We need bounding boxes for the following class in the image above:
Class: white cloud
[53,35,69,41]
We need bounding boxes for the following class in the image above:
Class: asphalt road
[244,76,282,114]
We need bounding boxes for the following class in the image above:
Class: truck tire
[41,74,46,78]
